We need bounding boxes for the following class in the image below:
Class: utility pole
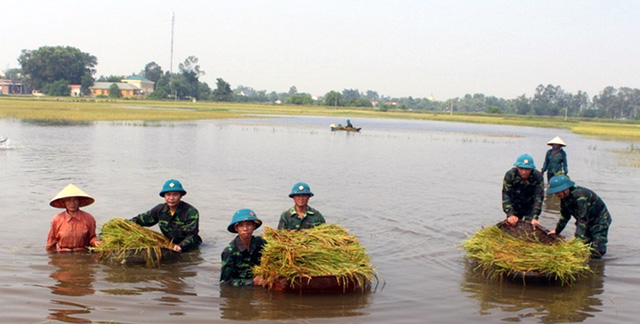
[170,12,176,101]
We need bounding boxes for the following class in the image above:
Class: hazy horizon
[2,1,639,100]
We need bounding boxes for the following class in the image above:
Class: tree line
[5,45,640,120]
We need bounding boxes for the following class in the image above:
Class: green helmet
[513,154,536,169]
[159,179,187,197]
[289,182,314,197]
[227,208,262,233]
[546,175,575,194]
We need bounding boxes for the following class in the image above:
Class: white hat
[547,136,566,146]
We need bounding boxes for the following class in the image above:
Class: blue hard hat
[513,154,536,169]
[227,208,262,233]
[289,182,314,197]
[159,179,187,197]
[546,175,575,194]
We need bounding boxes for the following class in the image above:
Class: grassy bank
[2,96,640,140]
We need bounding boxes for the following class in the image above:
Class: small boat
[330,124,361,132]
[272,275,360,293]
[0,136,9,147]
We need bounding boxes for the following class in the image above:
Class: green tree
[143,62,164,84]
[108,83,122,98]
[18,46,97,90]
[284,93,313,105]
[324,91,341,107]
[148,88,168,100]
[42,79,70,96]
[212,78,233,101]
[178,56,204,99]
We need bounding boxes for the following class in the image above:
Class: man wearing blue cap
[220,209,266,286]
[278,182,325,230]
[502,154,545,228]
[131,179,202,252]
[546,175,612,258]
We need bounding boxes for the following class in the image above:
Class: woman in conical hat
[541,136,568,182]
[46,184,101,252]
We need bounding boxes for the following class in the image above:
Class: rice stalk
[461,225,592,286]
[253,224,378,291]
[92,218,173,267]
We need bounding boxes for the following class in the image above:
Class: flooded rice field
[1,115,639,323]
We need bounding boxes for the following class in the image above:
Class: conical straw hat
[547,136,566,146]
[50,183,95,208]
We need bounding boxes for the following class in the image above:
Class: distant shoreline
[1,96,639,140]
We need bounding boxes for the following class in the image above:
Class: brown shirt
[46,210,99,252]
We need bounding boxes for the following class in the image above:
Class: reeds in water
[462,225,592,286]
[93,218,173,267]
[253,224,377,290]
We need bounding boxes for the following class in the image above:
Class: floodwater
[1,115,639,323]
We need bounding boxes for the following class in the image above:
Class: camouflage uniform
[220,235,266,286]
[541,149,568,181]
[502,167,545,221]
[131,200,202,252]
[554,186,612,258]
[277,206,325,230]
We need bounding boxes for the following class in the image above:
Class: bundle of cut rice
[462,224,592,286]
[92,218,174,267]
[253,224,378,291]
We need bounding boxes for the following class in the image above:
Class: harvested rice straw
[253,224,378,290]
[462,225,592,286]
[92,218,174,267]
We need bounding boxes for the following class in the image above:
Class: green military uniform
[277,206,325,230]
[554,186,612,258]
[131,200,202,252]
[502,167,545,220]
[220,235,266,286]
[541,149,568,181]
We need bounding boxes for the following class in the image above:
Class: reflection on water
[47,253,98,323]
[101,250,203,297]
[48,253,98,296]
[219,285,372,321]
[461,260,605,323]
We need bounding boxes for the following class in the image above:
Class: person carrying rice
[220,209,266,286]
[278,182,325,231]
[130,179,201,253]
[502,154,545,229]
[546,175,612,258]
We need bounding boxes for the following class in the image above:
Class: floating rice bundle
[253,224,377,292]
[462,224,592,286]
[92,218,174,267]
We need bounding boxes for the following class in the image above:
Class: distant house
[121,76,154,95]
[89,82,142,97]
[0,78,26,94]
[69,84,82,97]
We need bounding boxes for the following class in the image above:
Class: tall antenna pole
[170,12,175,101]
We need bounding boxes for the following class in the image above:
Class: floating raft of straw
[462,220,592,286]
[253,224,377,293]
[92,218,177,267]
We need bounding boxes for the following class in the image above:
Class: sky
[2,0,639,100]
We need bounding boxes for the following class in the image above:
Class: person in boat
[278,182,325,230]
[46,184,101,252]
[541,136,568,182]
[130,179,202,253]
[546,175,612,258]
[220,209,266,286]
[502,154,545,229]
[346,119,353,128]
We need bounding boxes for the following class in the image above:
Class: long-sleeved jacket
[220,235,266,286]
[541,149,568,176]
[130,200,202,251]
[46,210,99,251]
[277,206,325,230]
[502,167,545,220]
[555,186,612,240]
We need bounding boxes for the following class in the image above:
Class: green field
[2,96,640,140]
